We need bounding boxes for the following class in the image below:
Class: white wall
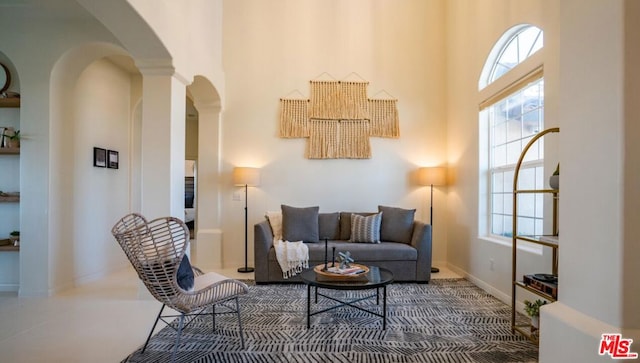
[0,0,220,294]
[69,59,133,285]
[220,0,448,268]
[445,0,558,302]
[128,0,225,97]
[446,0,638,360]
[0,2,133,296]
[1,7,636,362]
[540,1,640,361]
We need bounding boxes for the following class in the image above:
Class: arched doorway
[186,75,223,269]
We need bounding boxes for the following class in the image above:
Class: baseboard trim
[0,283,19,292]
[446,263,511,305]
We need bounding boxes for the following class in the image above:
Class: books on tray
[325,266,366,275]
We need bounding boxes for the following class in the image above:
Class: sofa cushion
[282,205,320,243]
[318,212,340,240]
[270,241,418,262]
[378,205,416,244]
[339,212,375,240]
[350,212,382,243]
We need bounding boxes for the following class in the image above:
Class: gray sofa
[254,206,432,284]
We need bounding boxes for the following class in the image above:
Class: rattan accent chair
[112,213,249,361]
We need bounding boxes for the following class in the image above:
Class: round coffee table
[300,265,394,329]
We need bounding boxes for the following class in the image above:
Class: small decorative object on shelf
[524,299,548,337]
[0,62,12,94]
[7,129,19,148]
[549,163,559,189]
[1,127,19,148]
[338,251,354,269]
[523,273,558,298]
[9,230,19,245]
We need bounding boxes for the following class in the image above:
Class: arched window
[479,25,543,89]
[479,25,544,240]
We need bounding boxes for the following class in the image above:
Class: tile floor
[0,264,459,362]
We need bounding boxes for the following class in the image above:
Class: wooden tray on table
[313,263,369,282]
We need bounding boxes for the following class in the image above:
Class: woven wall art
[279,75,399,159]
[279,99,309,138]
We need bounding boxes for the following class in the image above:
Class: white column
[137,63,187,220]
[134,63,188,298]
[193,101,223,269]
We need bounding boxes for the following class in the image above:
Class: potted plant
[524,299,547,332]
[9,230,19,247]
[549,163,559,189]
[6,129,19,148]
[2,128,20,148]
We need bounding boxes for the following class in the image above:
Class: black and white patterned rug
[123,279,538,363]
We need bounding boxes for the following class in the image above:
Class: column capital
[135,59,189,85]
[135,58,173,75]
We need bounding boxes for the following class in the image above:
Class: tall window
[479,25,544,239]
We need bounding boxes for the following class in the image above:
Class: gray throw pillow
[281,205,320,243]
[378,205,416,244]
[318,212,340,240]
[350,212,382,243]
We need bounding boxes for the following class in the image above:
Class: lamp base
[431,267,440,273]
[237,267,255,273]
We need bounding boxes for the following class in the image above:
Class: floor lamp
[418,166,447,273]
[233,167,260,273]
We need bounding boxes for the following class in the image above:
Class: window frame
[478,25,545,244]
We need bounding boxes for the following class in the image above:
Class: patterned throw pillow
[350,212,382,243]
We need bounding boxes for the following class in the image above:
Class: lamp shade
[418,167,447,186]
[233,167,260,186]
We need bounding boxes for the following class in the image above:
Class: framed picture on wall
[93,147,106,167]
[107,150,119,169]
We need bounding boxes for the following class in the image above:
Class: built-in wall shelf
[0,98,20,108]
[0,245,19,252]
[0,194,19,202]
[0,147,19,155]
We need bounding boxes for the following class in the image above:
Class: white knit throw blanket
[274,239,309,278]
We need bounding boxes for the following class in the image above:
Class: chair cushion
[193,271,230,291]
[177,255,195,292]
[350,212,382,243]
[282,205,320,243]
[378,205,416,244]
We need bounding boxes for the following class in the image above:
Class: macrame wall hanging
[279,74,399,159]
